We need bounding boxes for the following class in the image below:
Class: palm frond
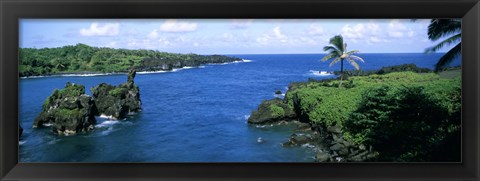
[428,19,461,41]
[425,33,461,53]
[329,57,341,67]
[347,58,360,70]
[434,43,461,72]
[329,35,344,52]
[323,46,338,52]
[321,53,337,62]
[346,50,359,55]
[349,55,365,63]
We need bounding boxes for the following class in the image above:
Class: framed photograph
[1,0,479,180]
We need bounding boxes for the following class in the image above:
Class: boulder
[316,151,331,162]
[33,82,96,135]
[91,70,141,119]
[248,98,296,124]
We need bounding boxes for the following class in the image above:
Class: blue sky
[19,19,457,54]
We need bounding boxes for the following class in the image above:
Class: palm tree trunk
[339,59,344,88]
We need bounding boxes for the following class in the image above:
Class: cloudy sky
[19,19,455,54]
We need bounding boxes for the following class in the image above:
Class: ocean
[19,53,461,162]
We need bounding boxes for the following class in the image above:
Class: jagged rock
[91,70,141,119]
[33,82,96,135]
[248,98,296,124]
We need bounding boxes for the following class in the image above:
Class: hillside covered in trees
[19,44,242,77]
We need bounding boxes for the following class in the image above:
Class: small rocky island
[33,82,97,135]
[33,70,142,135]
[91,70,141,119]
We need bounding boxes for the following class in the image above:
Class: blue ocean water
[19,53,461,162]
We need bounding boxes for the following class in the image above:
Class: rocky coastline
[248,97,377,162]
[247,64,460,162]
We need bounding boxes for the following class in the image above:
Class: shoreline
[20,59,253,79]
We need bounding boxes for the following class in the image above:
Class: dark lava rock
[33,82,96,135]
[248,98,296,124]
[315,151,331,162]
[327,125,342,134]
[295,122,311,131]
[91,70,141,119]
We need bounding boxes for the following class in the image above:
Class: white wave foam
[274,93,286,98]
[21,72,120,79]
[47,139,59,145]
[242,59,253,62]
[100,127,114,136]
[244,114,251,120]
[19,141,27,145]
[42,123,53,127]
[309,70,334,76]
[61,73,114,77]
[99,114,116,120]
[137,70,168,74]
[301,143,316,148]
[95,120,119,128]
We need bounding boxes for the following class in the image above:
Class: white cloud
[159,20,197,33]
[79,23,120,36]
[339,22,390,45]
[341,24,366,39]
[341,22,381,39]
[148,30,159,39]
[273,27,287,40]
[256,26,288,45]
[387,19,414,38]
[307,24,325,36]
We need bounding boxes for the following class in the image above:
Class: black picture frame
[1,0,479,180]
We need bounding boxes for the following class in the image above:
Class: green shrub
[343,85,461,161]
[269,104,285,118]
[108,88,126,97]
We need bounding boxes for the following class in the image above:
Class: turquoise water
[19,53,460,162]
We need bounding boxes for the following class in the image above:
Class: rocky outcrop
[247,98,296,124]
[91,70,141,119]
[33,82,96,135]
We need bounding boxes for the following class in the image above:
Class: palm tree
[425,19,461,72]
[321,35,365,87]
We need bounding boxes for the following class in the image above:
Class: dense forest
[19,43,242,77]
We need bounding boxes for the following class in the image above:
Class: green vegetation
[425,19,461,72]
[321,35,365,87]
[336,64,431,77]
[19,43,241,77]
[108,87,127,97]
[284,70,461,161]
[344,85,460,161]
[42,83,85,110]
[54,108,82,120]
[269,104,285,118]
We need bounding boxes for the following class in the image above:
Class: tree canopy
[20,43,241,77]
